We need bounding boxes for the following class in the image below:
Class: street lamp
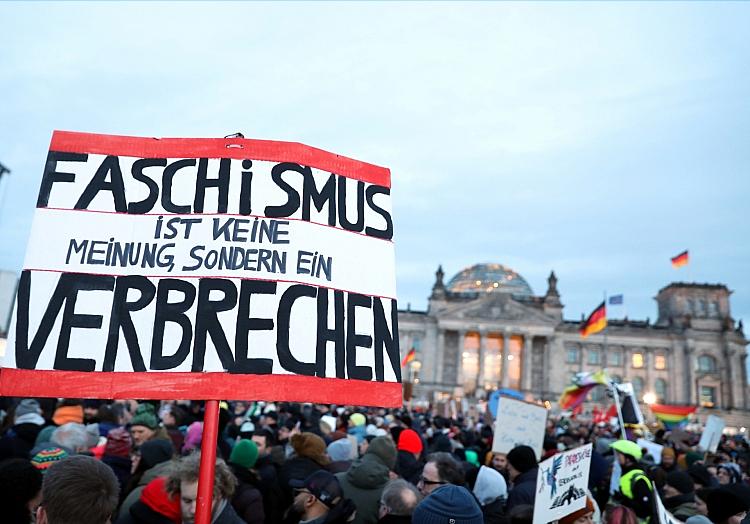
[642,391,657,405]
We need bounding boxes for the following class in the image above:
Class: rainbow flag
[401,347,416,367]
[671,250,689,268]
[580,302,606,337]
[559,370,610,410]
[650,403,696,428]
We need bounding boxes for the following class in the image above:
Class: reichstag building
[398,263,749,424]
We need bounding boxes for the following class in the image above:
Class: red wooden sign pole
[195,400,220,524]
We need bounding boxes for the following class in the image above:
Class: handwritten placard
[492,396,548,459]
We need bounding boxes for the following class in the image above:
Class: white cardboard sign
[637,438,664,465]
[533,444,593,524]
[698,415,725,453]
[492,396,548,459]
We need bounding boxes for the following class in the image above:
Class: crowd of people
[0,396,748,524]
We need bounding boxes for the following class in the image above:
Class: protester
[505,445,539,511]
[131,404,168,449]
[662,470,699,521]
[103,427,134,495]
[228,439,265,524]
[706,486,750,524]
[49,422,90,454]
[0,458,43,524]
[0,399,46,460]
[289,470,357,524]
[336,435,397,524]
[412,484,482,524]
[417,452,465,497]
[120,439,175,518]
[30,446,69,474]
[36,455,120,524]
[115,476,181,524]
[378,479,422,523]
[471,465,506,523]
[396,429,423,485]
[280,432,331,501]
[166,452,244,524]
[559,497,595,524]
[609,440,654,521]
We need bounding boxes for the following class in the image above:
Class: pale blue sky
[1,2,749,332]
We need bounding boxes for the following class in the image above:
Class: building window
[697,299,707,316]
[609,351,623,367]
[566,347,580,364]
[654,355,667,370]
[588,349,601,365]
[632,377,644,399]
[655,379,668,402]
[708,301,719,317]
[700,386,716,408]
[687,299,695,315]
[698,355,717,373]
[412,337,422,351]
[632,353,644,368]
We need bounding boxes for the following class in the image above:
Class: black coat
[229,463,265,524]
[396,450,423,486]
[254,454,284,523]
[506,467,538,511]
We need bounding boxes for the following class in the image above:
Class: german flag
[580,301,606,337]
[671,250,689,268]
[401,347,416,367]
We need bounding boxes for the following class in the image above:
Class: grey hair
[167,452,237,500]
[51,423,89,452]
[381,478,422,516]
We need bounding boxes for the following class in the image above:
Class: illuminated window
[700,386,716,408]
[654,355,667,370]
[566,347,580,364]
[588,349,601,365]
[632,353,644,368]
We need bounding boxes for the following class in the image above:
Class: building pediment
[438,293,558,324]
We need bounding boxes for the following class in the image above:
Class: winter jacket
[229,463,265,524]
[279,455,328,508]
[0,422,45,460]
[396,450,423,486]
[506,467,538,511]
[102,453,133,500]
[664,494,700,521]
[336,454,390,524]
[212,499,246,524]
[119,461,173,520]
[254,454,284,523]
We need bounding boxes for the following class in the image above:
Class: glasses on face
[418,476,447,486]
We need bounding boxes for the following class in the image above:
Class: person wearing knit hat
[15,399,45,426]
[131,404,160,448]
[412,484,483,524]
[706,486,750,524]
[116,476,181,524]
[327,439,353,474]
[31,446,69,473]
[558,496,595,524]
[396,428,424,486]
[663,471,699,521]
[52,400,84,426]
[660,447,677,473]
[505,445,539,512]
[228,440,265,524]
[0,458,43,524]
[348,412,367,445]
[103,427,134,494]
[0,399,46,461]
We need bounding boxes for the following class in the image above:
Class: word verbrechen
[14,270,401,382]
[37,153,393,240]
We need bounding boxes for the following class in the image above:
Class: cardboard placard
[698,415,725,453]
[1,131,401,406]
[637,438,664,465]
[533,444,593,524]
[492,396,548,459]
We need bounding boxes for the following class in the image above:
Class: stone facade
[398,264,749,420]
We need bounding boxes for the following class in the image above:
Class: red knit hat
[137,476,181,523]
[104,427,132,459]
[397,429,423,454]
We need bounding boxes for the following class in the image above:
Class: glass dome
[446,263,533,297]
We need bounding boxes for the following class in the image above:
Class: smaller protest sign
[321,415,338,433]
[654,489,685,524]
[698,415,725,453]
[492,396,548,459]
[533,444,593,524]
[637,438,664,465]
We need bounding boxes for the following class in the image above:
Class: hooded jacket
[119,461,173,519]
[336,437,397,524]
[473,466,507,523]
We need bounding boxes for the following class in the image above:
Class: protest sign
[637,438,664,465]
[698,414,725,453]
[492,396,548,459]
[654,489,685,524]
[0,131,401,406]
[533,443,593,524]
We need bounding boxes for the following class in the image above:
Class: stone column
[683,342,695,405]
[644,348,653,393]
[501,331,510,388]
[457,329,467,387]
[668,340,679,402]
[724,346,736,409]
[435,329,445,385]
[477,329,487,394]
[742,353,749,409]
[522,334,533,393]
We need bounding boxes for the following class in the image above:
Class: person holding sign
[609,440,655,522]
[505,445,539,512]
